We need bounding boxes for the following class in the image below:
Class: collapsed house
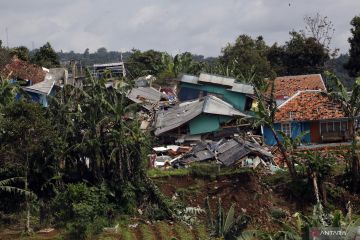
[127,87,170,111]
[154,95,250,142]
[152,136,276,171]
[178,73,254,112]
[1,56,68,107]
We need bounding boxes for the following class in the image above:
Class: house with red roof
[263,74,351,145]
[267,74,327,105]
[1,56,67,107]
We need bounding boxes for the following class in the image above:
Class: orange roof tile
[275,91,346,122]
[1,57,46,84]
[268,74,326,100]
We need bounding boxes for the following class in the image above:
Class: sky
[0,0,359,57]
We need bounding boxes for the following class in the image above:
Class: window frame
[281,122,291,138]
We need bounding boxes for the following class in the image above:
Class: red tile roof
[275,91,346,122]
[1,57,46,84]
[268,74,326,100]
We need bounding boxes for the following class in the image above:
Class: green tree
[48,72,173,217]
[0,41,10,69]
[325,71,360,193]
[125,49,165,79]
[10,46,30,61]
[0,101,60,228]
[31,42,60,68]
[268,31,329,76]
[345,15,360,77]
[251,80,297,179]
[219,35,275,84]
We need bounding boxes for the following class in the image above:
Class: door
[310,121,321,143]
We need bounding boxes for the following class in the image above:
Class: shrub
[52,183,114,239]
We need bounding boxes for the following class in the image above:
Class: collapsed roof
[154,95,249,136]
[24,72,56,95]
[1,56,46,84]
[127,87,168,110]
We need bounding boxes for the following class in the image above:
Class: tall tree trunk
[320,182,327,204]
[351,118,359,193]
[25,152,32,234]
[312,172,320,204]
[269,126,297,179]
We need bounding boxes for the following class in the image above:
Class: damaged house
[1,56,68,107]
[178,73,254,112]
[263,90,350,145]
[127,87,169,111]
[154,95,249,142]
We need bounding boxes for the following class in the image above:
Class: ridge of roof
[277,90,323,109]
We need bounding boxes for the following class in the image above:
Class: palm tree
[325,71,360,193]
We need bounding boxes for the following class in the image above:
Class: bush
[52,183,114,239]
[190,163,219,179]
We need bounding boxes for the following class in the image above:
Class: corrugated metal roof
[154,100,203,135]
[217,141,250,166]
[24,73,55,95]
[230,83,254,94]
[180,74,199,84]
[203,95,248,117]
[127,87,168,110]
[154,95,249,136]
[93,62,124,68]
[198,73,235,87]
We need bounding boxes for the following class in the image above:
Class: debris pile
[151,135,279,172]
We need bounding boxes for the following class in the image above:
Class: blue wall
[179,82,248,112]
[263,121,311,146]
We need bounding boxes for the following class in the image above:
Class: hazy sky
[0,0,359,57]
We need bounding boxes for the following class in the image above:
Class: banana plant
[0,177,35,198]
[325,71,360,193]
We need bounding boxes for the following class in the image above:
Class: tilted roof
[24,72,56,95]
[154,95,248,136]
[275,90,346,122]
[180,73,254,94]
[268,74,326,100]
[127,87,168,110]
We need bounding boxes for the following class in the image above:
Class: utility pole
[5,27,9,48]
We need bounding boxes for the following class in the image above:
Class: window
[289,111,296,119]
[281,123,291,137]
[321,120,348,134]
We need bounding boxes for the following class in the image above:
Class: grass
[173,223,195,240]
[147,168,190,178]
[156,221,176,239]
[148,163,254,179]
[194,224,208,240]
[140,224,155,240]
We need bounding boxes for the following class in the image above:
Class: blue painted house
[178,73,254,112]
[154,95,249,138]
[2,57,65,107]
[263,90,350,145]
[23,73,59,107]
